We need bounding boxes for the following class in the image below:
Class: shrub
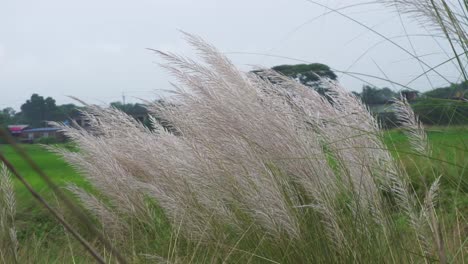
[375,111,399,129]
[412,98,468,125]
[34,137,61,145]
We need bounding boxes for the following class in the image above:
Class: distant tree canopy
[271,63,337,87]
[413,98,468,125]
[358,85,398,105]
[0,113,6,127]
[110,102,148,116]
[423,80,468,99]
[0,108,17,126]
[19,94,80,127]
[110,101,155,128]
[57,104,81,119]
[4,79,467,129]
[20,94,59,127]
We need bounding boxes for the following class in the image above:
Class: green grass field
[0,127,467,262]
[0,143,92,258]
[385,127,468,216]
[0,144,87,202]
[3,128,468,213]
[3,127,467,223]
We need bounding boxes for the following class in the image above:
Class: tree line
[0,94,81,128]
[260,64,468,127]
[2,64,467,128]
[0,94,150,128]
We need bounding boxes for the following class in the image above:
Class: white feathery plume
[393,96,430,156]
[0,163,18,261]
[52,33,411,251]
[381,0,467,42]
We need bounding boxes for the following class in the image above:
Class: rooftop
[23,127,61,133]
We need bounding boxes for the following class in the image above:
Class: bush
[375,111,399,129]
[412,98,468,125]
[34,137,61,145]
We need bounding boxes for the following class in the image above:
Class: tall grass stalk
[0,164,18,263]
[382,0,468,81]
[43,32,465,262]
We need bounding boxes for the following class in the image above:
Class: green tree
[110,102,150,126]
[271,63,337,88]
[2,108,15,118]
[56,104,81,121]
[360,85,397,105]
[20,94,59,127]
[413,98,468,125]
[110,102,148,116]
[0,113,6,127]
[252,63,337,97]
[252,63,336,87]
[423,81,468,99]
[110,101,178,133]
[0,107,18,126]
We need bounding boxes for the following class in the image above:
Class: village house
[19,127,65,142]
[7,125,66,143]
[7,125,29,138]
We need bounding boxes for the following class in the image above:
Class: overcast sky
[0,0,462,110]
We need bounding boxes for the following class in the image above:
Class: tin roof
[8,125,29,133]
[22,127,61,133]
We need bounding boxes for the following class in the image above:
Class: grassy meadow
[1,126,466,262]
[385,127,468,215]
[0,144,87,202]
[5,127,468,219]
[0,144,95,262]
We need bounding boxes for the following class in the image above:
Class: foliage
[35,137,62,145]
[376,111,399,129]
[0,108,17,126]
[110,101,179,132]
[20,94,59,128]
[1,108,16,118]
[272,63,337,85]
[412,97,468,125]
[424,81,468,99]
[359,85,398,105]
[0,114,5,127]
[110,102,148,116]
[19,94,80,128]
[56,104,81,121]
[266,63,337,96]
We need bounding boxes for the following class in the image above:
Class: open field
[385,127,468,216]
[4,127,468,216]
[0,126,466,262]
[0,144,87,202]
[0,143,94,262]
